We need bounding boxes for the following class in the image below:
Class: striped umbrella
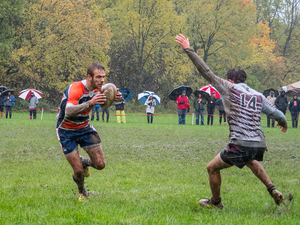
[200,84,221,98]
[19,89,43,100]
[138,91,161,105]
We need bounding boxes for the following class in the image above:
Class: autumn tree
[104,0,193,99]
[5,0,111,104]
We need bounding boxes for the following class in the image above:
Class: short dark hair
[226,67,247,83]
[87,62,105,78]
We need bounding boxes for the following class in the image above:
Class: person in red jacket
[176,90,190,124]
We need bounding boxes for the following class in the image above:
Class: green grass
[0,112,299,224]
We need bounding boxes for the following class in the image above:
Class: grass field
[0,112,299,224]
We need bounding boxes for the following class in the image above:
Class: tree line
[1,0,300,105]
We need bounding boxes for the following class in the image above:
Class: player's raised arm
[175,34,217,84]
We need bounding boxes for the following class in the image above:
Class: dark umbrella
[194,89,210,100]
[0,86,7,91]
[2,89,14,96]
[168,85,193,101]
[263,88,279,98]
[119,88,133,103]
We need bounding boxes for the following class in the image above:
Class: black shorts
[220,145,266,169]
[0,105,3,112]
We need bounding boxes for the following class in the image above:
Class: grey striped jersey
[184,47,286,148]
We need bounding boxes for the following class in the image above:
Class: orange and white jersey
[56,80,100,130]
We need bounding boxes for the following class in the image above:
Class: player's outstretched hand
[115,89,122,102]
[277,124,288,133]
[90,92,106,106]
[175,34,190,49]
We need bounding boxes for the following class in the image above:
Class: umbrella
[168,85,193,101]
[200,84,221,98]
[0,86,7,91]
[2,89,14,96]
[119,88,133,103]
[282,81,300,96]
[138,91,161,105]
[194,89,210,100]
[263,88,279,98]
[19,89,43,100]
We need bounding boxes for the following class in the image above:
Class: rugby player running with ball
[56,63,122,200]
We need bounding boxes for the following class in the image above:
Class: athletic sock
[81,157,90,167]
[211,197,222,205]
[72,175,86,195]
[267,184,276,196]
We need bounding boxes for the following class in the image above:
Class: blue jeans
[195,109,204,125]
[91,107,100,121]
[178,109,187,124]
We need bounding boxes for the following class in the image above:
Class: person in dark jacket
[215,98,226,125]
[207,92,217,125]
[275,90,288,115]
[193,93,207,125]
[4,91,15,119]
[114,97,126,123]
[0,88,4,119]
[289,93,300,128]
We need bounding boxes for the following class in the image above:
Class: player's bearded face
[91,69,106,89]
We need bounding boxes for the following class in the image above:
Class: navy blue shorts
[220,144,265,169]
[57,126,101,156]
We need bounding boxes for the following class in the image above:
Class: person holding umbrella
[4,91,15,119]
[176,90,190,125]
[0,87,6,119]
[28,92,39,119]
[176,34,287,209]
[193,92,207,125]
[146,95,156,124]
[114,97,126,123]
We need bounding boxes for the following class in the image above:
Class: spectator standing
[207,92,217,125]
[193,93,207,125]
[101,107,109,123]
[215,98,226,125]
[289,93,300,128]
[275,90,288,115]
[4,91,15,119]
[28,92,39,119]
[266,91,276,127]
[114,97,126,123]
[0,88,4,119]
[146,95,156,124]
[91,104,100,121]
[176,90,190,125]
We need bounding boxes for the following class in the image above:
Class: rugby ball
[100,83,117,108]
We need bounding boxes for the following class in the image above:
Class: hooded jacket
[289,94,300,113]
[215,98,224,111]
[275,90,288,112]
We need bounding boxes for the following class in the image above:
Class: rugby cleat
[83,166,90,178]
[78,194,88,201]
[271,190,284,206]
[199,198,223,209]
